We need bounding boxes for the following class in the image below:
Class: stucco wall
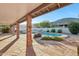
[20,25,71,34]
[32,27,71,34]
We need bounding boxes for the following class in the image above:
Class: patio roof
[18,3,71,24]
[0,3,71,25]
[0,3,42,25]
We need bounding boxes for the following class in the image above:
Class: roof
[0,3,71,25]
[0,3,42,25]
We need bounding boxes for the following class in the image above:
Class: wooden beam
[15,3,50,24]
[57,3,61,8]
[12,3,71,25]
[26,15,32,47]
[16,21,19,39]
[26,15,35,56]
[29,3,50,14]
[31,3,71,18]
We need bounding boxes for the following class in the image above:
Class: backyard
[0,33,79,56]
[0,3,79,56]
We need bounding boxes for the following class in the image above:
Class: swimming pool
[42,32,68,37]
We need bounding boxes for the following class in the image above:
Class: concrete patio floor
[0,34,79,56]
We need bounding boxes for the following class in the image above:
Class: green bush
[68,22,79,34]
[53,37,63,41]
[47,30,49,32]
[0,28,1,32]
[41,36,64,41]
[1,27,10,33]
[51,29,56,33]
[57,29,62,33]
[41,36,52,40]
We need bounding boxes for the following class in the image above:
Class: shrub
[1,27,10,33]
[53,37,63,41]
[33,33,42,38]
[42,36,53,40]
[0,29,1,32]
[51,29,56,33]
[47,30,49,32]
[41,36,63,41]
[57,29,62,33]
[68,22,79,34]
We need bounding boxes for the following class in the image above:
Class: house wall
[32,27,71,34]
[20,24,71,34]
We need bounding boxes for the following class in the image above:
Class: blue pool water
[42,32,63,36]
[32,30,65,37]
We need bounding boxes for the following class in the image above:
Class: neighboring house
[51,18,79,33]
[20,24,39,33]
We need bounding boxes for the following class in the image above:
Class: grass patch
[41,36,64,41]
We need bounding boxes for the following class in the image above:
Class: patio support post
[9,26,12,34]
[10,25,15,35]
[16,21,19,39]
[26,15,33,55]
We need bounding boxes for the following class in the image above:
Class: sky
[20,3,79,25]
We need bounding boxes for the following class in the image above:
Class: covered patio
[0,3,78,56]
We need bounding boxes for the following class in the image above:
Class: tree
[39,21,50,28]
[50,22,55,27]
[33,21,54,28]
[33,23,40,28]
[68,22,79,34]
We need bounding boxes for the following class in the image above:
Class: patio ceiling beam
[31,3,71,18]
[57,3,61,8]
[14,3,50,24]
[12,3,71,26]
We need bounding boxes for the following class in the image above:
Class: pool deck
[0,34,79,56]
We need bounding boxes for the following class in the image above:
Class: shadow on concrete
[0,33,11,38]
[34,37,60,46]
[0,35,14,41]
[34,37,79,55]
[0,38,18,56]
[34,37,78,47]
